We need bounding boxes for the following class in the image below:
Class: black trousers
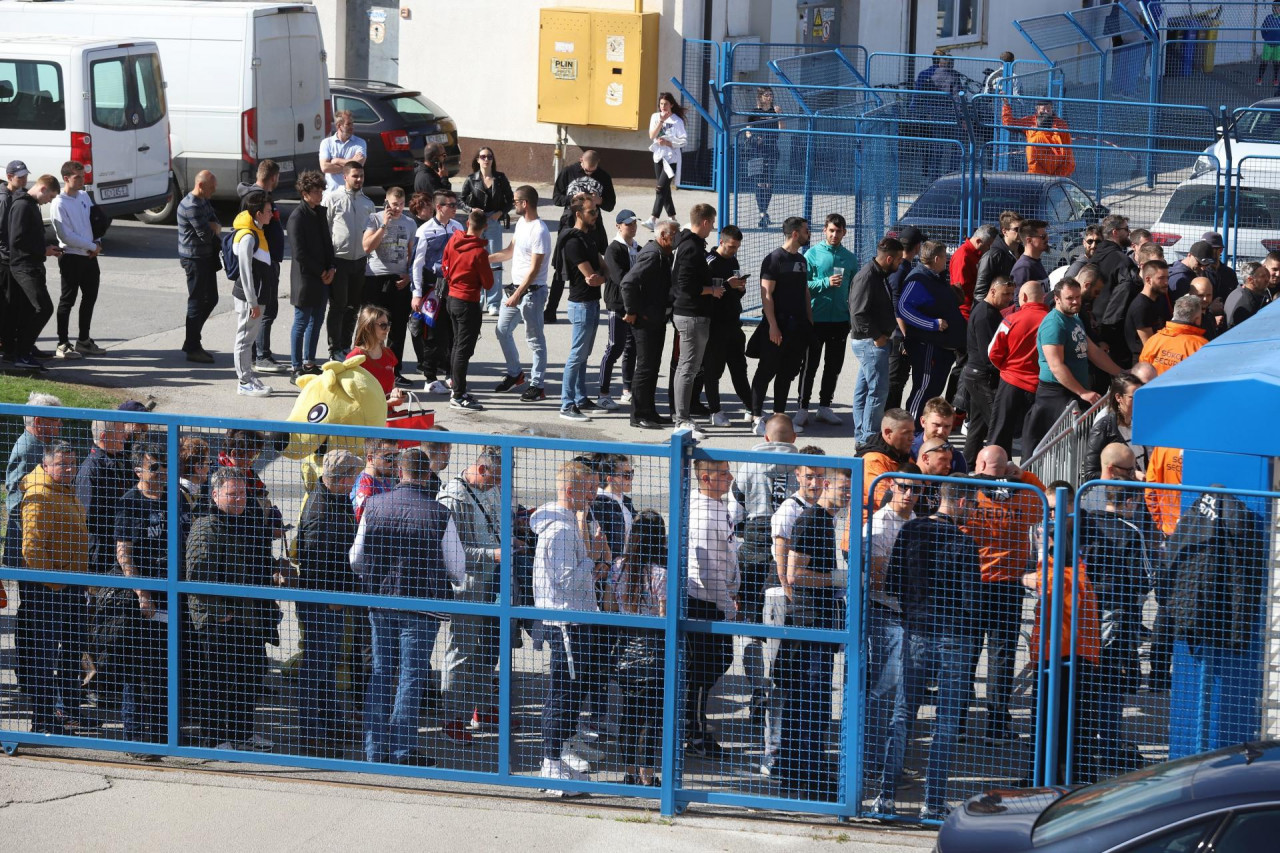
[366,274,413,374]
[704,318,753,414]
[180,256,219,352]
[987,380,1037,455]
[9,264,53,356]
[17,585,85,730]
[415,289,454,381]
[598,311,636,395]
[652,160,676,219]
[630,321,667,422]
[326,257,367,358]
[685,598,733,737]
[946,348,969,410]
[0,262,9,353]
[1023,381,1079,457]
[904,339,955,424]
[968,580,1025,724]
[751,328,808,417]
[886,333,910,410]
[962,368,999,465]
[194,619,266,746]
[56,253,100,345]
[799,321,849,409]
[447,296,482,397]
[252,268,280,360]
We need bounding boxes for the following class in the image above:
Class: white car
[1194,97,1280,179]
[1150,171,1280,264]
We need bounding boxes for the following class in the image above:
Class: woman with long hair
[642,92,687,229]
[460,145,514,315]
[1082,372,1146,482]
[347,304,408,410]
[608,509,667,786]
[744,87,783,228]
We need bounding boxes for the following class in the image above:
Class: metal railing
[1021,393,1111,487]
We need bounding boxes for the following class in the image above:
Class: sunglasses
[893,483,917,492]
[141,461,166,474]
[377,452,400,462]
[438,201,457,208]
[477,154,493,160]
[375,321,390,329]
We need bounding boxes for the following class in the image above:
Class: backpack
[220,230,245,281]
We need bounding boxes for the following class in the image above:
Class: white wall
[397,0,695,153]
[910,0,1066,62]
[309,0,346,76]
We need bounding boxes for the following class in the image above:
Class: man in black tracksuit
[1089,216,1140,367]
[885,227,923,410]
[620,223,676,428]
[0,162,26,361]
[974,212,1022,304]
[599,210,639,404]
[7,174,60,370]
[962,276,1014,464]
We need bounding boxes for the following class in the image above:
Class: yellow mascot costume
[282,355,387,490]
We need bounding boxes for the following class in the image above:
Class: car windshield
[1235,108,1280,143]
[387,94,443,126]
[1032,752,1206,844]
[1161,184,1280,229]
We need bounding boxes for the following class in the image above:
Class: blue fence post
[496,442,514,781]
[1042,486,1070,786]
[843,457,866,818]
[164,423,181,749]
[659,431,690,816]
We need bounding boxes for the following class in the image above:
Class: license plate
[278,159,295,174]
[424,133,450,144]
[98,183,130,200]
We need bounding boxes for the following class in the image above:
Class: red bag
[386,392,435,447]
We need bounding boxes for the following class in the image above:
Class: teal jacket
[805,241,856,323]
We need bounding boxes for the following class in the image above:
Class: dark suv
[329,78,460,191]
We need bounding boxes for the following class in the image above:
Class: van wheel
[135,178,180,225]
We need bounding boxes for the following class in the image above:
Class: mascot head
[280,356,386,490]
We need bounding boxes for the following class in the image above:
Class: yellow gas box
[538,7,659,132]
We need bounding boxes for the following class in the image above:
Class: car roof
[1189,741,1280,799]
[331,79,412,94]
[1246,97,1280,110]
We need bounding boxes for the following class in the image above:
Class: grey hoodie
[729,441,799,525]
[437,476,502,602]
[531,502,597,618]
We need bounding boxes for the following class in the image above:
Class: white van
[0,35,170,219]
[2,0,331,222]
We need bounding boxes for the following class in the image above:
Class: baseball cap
[897,225,925,247]
[117,400,149,413]
[6,160,28,178]
[1187,241,1216,264]
[615,209,638,226]
[1200,231,1225,249]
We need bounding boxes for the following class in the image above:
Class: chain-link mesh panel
[865,52,1005,96]
[677,448,856,810]
[1067,481,1278,786]
[1230,152,1280,264]
[680,38,720,192]
[860,471,1050,823]
[1154,1,1272,111]
[725,42,868,89]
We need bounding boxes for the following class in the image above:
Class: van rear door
[284,7,327,174]
[87,45,170,207]
[252,7,327,185]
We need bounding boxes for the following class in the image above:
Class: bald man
[912,437,952,517]
[1129,361,1156,384]
[1188,276,1222,340]
[177,170,223,363]
[986,280,1050,454]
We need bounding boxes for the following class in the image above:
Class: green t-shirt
[1037,308,1090,388]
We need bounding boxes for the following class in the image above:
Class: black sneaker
[495,371,527,393]
[450,395,484,411]
[14,355,46,372]
[302,363,323,376]
[559,405,590,422]
[577,399,602,412]
[393,374,412,389]
[29,346,54,360]
[688,402,711,418]
[520,385,546,402]
[254,354,288,374]
[186,349,215,364]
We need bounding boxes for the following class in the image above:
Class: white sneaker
[710,412,731,427]
[237,382,271,398]
[425,379,450,394]
[539,757,588,796]
[815,405,842,425]
[619,389,633,404]
[55,342,83,360]
[640,217,657,230]
[753,416,767,437]
[960,420,970,436]
[213,741,236,751]
[559,751,592,775]
[246,734,274,750]
[674,421,707,441]
[596,395,620,411]
[794,409,809,427]
[486,305,499,316]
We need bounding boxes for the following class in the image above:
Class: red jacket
[950,239,982,320]
[988,301,1050,392]
[441,231,494,303]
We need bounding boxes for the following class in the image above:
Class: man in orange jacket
[1002,101,1075,178]
[1139,294,1207,376]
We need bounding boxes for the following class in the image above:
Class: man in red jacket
[985,280,1049,454]
[442,209,495,410]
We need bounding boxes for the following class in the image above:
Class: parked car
[1194,96,1280,179]
[935,741,1280,852]
[1150,171,1280,264]
[0,35,170,227]
[330,79,459,192]
[2,0,331,223]
[895,171,1107,269]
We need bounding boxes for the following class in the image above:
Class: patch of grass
[0,374,129,410]
[616,814,671,825]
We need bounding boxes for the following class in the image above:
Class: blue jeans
[866,606,906,797]
[482,218,504,310]
[850,337,890,446]
[880,629,971,813]
[561,300,600,409]
[495,286,548,387]
[297,602,344,743]
[291,304,326,369]
[364,609,440,763]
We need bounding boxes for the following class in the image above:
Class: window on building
[937,0,981,43]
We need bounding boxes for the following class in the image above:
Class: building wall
[910,0,1069,63]
[310,0,347,76]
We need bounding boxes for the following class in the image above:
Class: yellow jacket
[21,464,89,589]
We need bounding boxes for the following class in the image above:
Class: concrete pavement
[0,755,937,852]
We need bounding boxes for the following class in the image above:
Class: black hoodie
[1091,238,1139,327]
[7,191,48,269]
[670,228,712,317]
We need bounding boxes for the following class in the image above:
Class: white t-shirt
[512,216,551,289]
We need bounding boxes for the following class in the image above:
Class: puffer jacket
[21,464,89,587]
[1002,104,1075,177]
[353,483,454,601]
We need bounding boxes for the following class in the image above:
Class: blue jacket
[177,192,220,259]
[1264,13,1280,44]
[898,264,966,349]
[353,483,454,602]
[885,514,980,637]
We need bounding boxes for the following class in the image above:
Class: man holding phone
[703,225,752,428]
[799,213,855,427]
